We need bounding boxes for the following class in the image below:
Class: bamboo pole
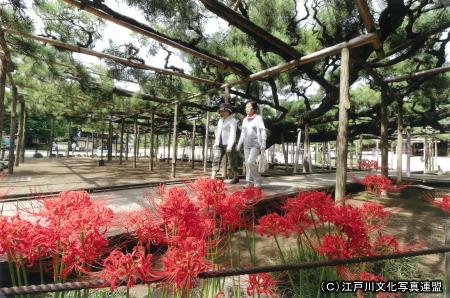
[171,104,178,179]
[149,110,154,171]
[335,47,350,201]
[3,28,217,86]
[293,129,302,173]
[191,119,196,169]
[396,98,403,184]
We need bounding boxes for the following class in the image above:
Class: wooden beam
[3,28,217,85]
[354,0,384,59]
[181,33,378,102]
[384,65,450,83]
[171,104,179,179]
[61,0,245,75]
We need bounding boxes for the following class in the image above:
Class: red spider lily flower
[100,246,158,292]
[213,291,225,298]
[156,187,214,239]
[286,191,335,222]
[161,237,211,290]
[242,186,263,205]
[360,202,390,232]
[257,213,290,238]
[360,159,379,171]
[216,191,249,232]
[373,234,400,254]
[425,194,450,214]
[319,235,350,259]
[246,273,278,297]
[189,178,226,207]
[329,205,372,257]
[362,174,392,195]
[124,209,167,248]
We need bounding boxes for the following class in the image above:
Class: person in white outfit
[211,103,240,183]
[236,100,266,188]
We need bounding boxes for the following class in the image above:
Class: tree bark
[8,85,17,174]
[335,47,350,201]
[380,87,389,177]
[171,104,178,179]
[149,110,154,171]
[396,98,403,184]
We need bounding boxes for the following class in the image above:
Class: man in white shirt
[211,103,240,183]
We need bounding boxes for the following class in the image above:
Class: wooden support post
[224,86,230,103]
[107,118,113,162]
[171,104,178,179]
[66,121,71,158]
[406,127,411,177]
[327,142,332,170]
[0,58,6,161]
[156,134,159,161]
[396,99,403,184]
[119,119,124,164]
[19,101,26,164]
[191,119,196,169]
[144,122,148,158]
[7,86,17,174]
[424,134,429,173]
[303,123,311,173]
[149,110,154,171]
[100,130,104,160]
[91,133,95,159]
[322,142,326,170]
[49,118,54,159]
[380,87,389,177]
[358,135,363,169]
[133,117,138,168]
[163,134,166,161]
[293,129,302,173]
[126,133,129,161]
[204,109,211,173]
[15,98,24,166]
[434,137,438,172]
[281,133,289,172]
[314,143,318,169]
[114,133,118,159]
[335,47,350,201]
[86,134,90,157]
[167,122,171,164]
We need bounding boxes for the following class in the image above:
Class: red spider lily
[360,202,390,232]
[156,187,214,239]
[213,291,225,298]
[189,178,226,207]
[100,246,158,292]
[362,174,392,196]
[216,191,249,232]
[360,159,379,171]
[161,237,211,290]
[124,209,167,248]
[319,235,350,259]
[424,194,450,214]
[246,273,278,297]
[330,205,372,257]
[257,213,290,238]
[242,186,263,205]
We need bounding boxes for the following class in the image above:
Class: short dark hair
[245,100,258,112]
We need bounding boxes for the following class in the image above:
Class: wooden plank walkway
[0,172,366,217]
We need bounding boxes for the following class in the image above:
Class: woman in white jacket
[236,100,266,188]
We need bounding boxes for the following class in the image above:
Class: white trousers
[244,147,262,186]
